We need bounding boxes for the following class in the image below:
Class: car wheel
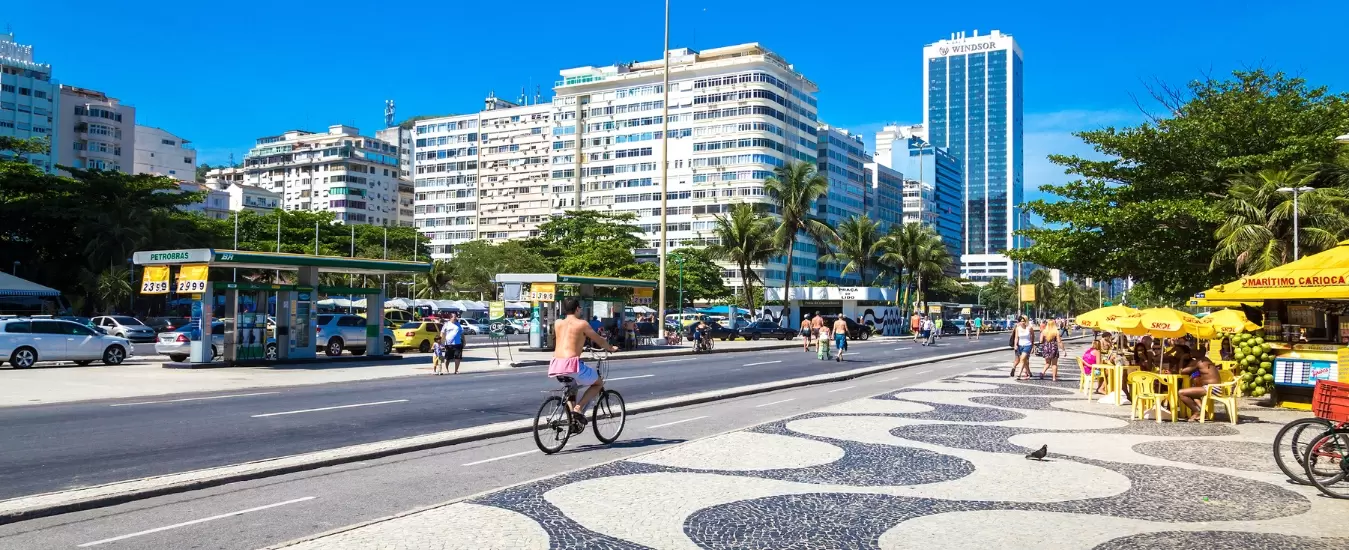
[384,338,394,355]
[860,330,871,341]
[10,347,37,369]
[350,347,366,356]
[265,343,278,360]
[169,354,188,362]
[752,333,761,341]
[418,340,431,353]
[103,345,126,365]
[326,338,343,357]
[75,360,93,366]
[211,345,220,360]
[778,335,787,340]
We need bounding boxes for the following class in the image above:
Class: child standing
[431,336,444,375]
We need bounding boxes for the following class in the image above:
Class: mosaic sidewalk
[276,363,1349,550]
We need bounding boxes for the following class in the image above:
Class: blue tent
[697,305,749,316]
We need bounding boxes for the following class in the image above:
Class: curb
[0,338,1064,525]
[506,339,807,367]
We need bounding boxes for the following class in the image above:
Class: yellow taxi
[394,320,442,353]
[359,309,417,329]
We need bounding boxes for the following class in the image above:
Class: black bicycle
[533,350,627,454]
[1273,417,1342,485]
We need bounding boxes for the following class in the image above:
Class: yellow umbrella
[1117,307,1200,338]
[1076,305,1139,331]
[1205,309,1260,336]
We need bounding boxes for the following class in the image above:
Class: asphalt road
[0,334,1011,501]
[0,350,1007,550]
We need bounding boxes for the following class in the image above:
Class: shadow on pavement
[560,437,687,454]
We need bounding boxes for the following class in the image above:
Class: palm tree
[707,204,776,315]
[85,266,132,314]
[878,222,948,317]
[1057,279,1085,316]
[1027,268,1054,318]
[415,260,454,299]
[822,215,882,284]
[763,161,831,317]
[912,235,953,314]
[1212,166,1349,275]
[982,277,1013,316]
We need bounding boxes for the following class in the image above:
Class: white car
[155,321,280,363]
[0,318,132,368]
[91,315,157,343]
[315,314,395,357]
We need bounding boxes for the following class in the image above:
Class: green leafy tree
[442,240,549,297]
[1212,166,1349,276]
[1027,268,1054,318]
[84,266,132,314]
[822,215,883,284]
[523,211,645,271]
[1053,279,1087,316]
[643,248,732,310]
[706,204,776,314]
[558,240,648,279]
[980,277,1015,317]
[1014,70,1349,301]
[415,261,454,299]
[764,161,831,319]
[878,222,950,316]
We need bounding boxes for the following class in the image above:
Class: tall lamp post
[656,0,671,341]
[1277,186,1315,261]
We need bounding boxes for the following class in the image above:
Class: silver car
[91,316,157,343]
[0,318,132,368]
[155,321,280,362]
[315,314,395,357]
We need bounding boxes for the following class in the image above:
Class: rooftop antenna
[229,153,236,168]
[384,99,395,127]
[535,85,541,106]
[519,86,527,105]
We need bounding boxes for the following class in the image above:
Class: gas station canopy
[493,273,657,288]
[132,249,431,275]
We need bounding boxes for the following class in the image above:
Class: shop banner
[177,264,210,294]
[140,266,170,294]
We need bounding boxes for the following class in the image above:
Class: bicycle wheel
[1303,427,1349,499]
[592,390,626,444]
[1273,417,1335,485]
[533,396,572,454]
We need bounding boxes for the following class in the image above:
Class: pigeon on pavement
[1026,444,1048,460]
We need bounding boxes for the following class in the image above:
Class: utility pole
[655,0,671,342]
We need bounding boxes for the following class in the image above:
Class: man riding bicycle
[548,298,617,429]
[691,320,710,351]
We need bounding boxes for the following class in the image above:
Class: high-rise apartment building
[865,161,905,233]
[0,32,57,172]
[552,44,820,295]
[922,29,1023,281]
[57,85,135,174]
[816,125,872,284]
[240,125,405,226]
[476,96,553,242]
[411,113,481,255]
[876,124,963,274]
[133,125,196,181]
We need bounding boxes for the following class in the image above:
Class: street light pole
[1277,186,1315,260]
[655,0,671,342]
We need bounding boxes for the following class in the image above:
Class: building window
[161,139,176,146]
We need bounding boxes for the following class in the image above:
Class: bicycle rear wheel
[592,390,626,444]
[533,396,572,454]
[1273,417,1335,485]
[1303,427,1349,499]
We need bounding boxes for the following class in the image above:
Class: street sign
[176,264,209,294]
[1019,284,1036,302]
[141,266,170,294]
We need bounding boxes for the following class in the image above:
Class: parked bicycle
[1273,417,1343,485]
[533,349,626,454]
[1275,380,1349,498]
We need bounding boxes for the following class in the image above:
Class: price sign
[633,287,653,305]
[176,264,210,294]
[141,266,170,294]
[525,283,555,302]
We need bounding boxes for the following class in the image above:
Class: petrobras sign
[937,42,999,56]
[133,249,214,265]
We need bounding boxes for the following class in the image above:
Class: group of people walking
[799,311,849,362]
[1008,316,1063,381]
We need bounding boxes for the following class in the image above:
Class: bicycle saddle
[555,376,575,384]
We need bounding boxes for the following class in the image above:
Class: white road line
[917,369,934,375]
[743,360,782,367]
[251,399,409,418]
[893,347,911,351]
[652,358,692,364]
[470,373,517,378]
[606,374,655,382]
[755,398,795,408]
[110,392,281,407]
[77,497,315,547]
[646,415,709,429]
[461,450,535,466]
[843,352,859,355]
[879,376,899,382]
[827,386,857,393]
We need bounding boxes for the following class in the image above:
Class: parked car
[146,317,194,333]
[359,309,417,329]
[0,318,131,368]
[91,316,157,343]
[685,320,738,341]
[458,319,488,335]
[315,314,395,357]
[738,320,796,340]
[826,316,873,340]
[156,321,281,362]
[942,319,965,336]
[394,321,442,353]
[56,316,107,334]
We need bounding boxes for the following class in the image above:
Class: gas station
[492,273,657,351]
[133,249,431,365]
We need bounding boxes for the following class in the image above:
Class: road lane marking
[646,415,709,429]
[743,360,782,366]
[755,398,795,408]
[77,497,315,547]
[652,358,692,364]
[893,347,911,351]
[251,399,409,418]
[918,369,934,375]
[462,450,535,466]
[606,374,655,381]
[843,352,859,355]
[110,392,281,407]
[879,376,899,382]
[827,386,856,393]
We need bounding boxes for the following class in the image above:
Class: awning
[1197,240,1349,302]
[0,272,60,297]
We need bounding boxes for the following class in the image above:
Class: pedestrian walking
[934,317,944,339]
[1038,320,1062,381]
[440,311,465,374]
[921,316,935,346]
[817,322,832,360]
[973,316,983,340]
[832,315,849,362]
[800,314,812,352]
[910,313,922,342]
[810,311,825,352]
[431,336,444,375]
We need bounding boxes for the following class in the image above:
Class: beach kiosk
[1194,240,1349,408]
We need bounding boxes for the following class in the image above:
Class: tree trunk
[782,239,794,324]
[744,262,756,318]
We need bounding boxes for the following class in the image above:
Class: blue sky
[9,0,1348,204]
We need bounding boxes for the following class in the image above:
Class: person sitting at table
[1133,339,1156,371]
[1178,357,1222,421]
[1082,340,1107,395]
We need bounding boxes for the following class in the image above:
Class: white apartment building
[203,167,280,213]
[551,43,820,295]
[866,161,905,231]
[177,181,230,220]
[240,125,405,226]
[133,125,195,181]
[411,113,480,256]
[374,125,417,227]
[477,97,552,241]
[56,85,135,174]
[0,32,57,172]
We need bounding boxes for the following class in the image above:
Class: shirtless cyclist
[548,298,618,427]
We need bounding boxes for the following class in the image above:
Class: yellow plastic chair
[1078,358,1106,398]
[1199,369,1241,425]
[1128,371,1165,422]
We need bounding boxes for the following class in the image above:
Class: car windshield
[112,316,144,326]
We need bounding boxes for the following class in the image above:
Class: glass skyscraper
[922,30,1023,282]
